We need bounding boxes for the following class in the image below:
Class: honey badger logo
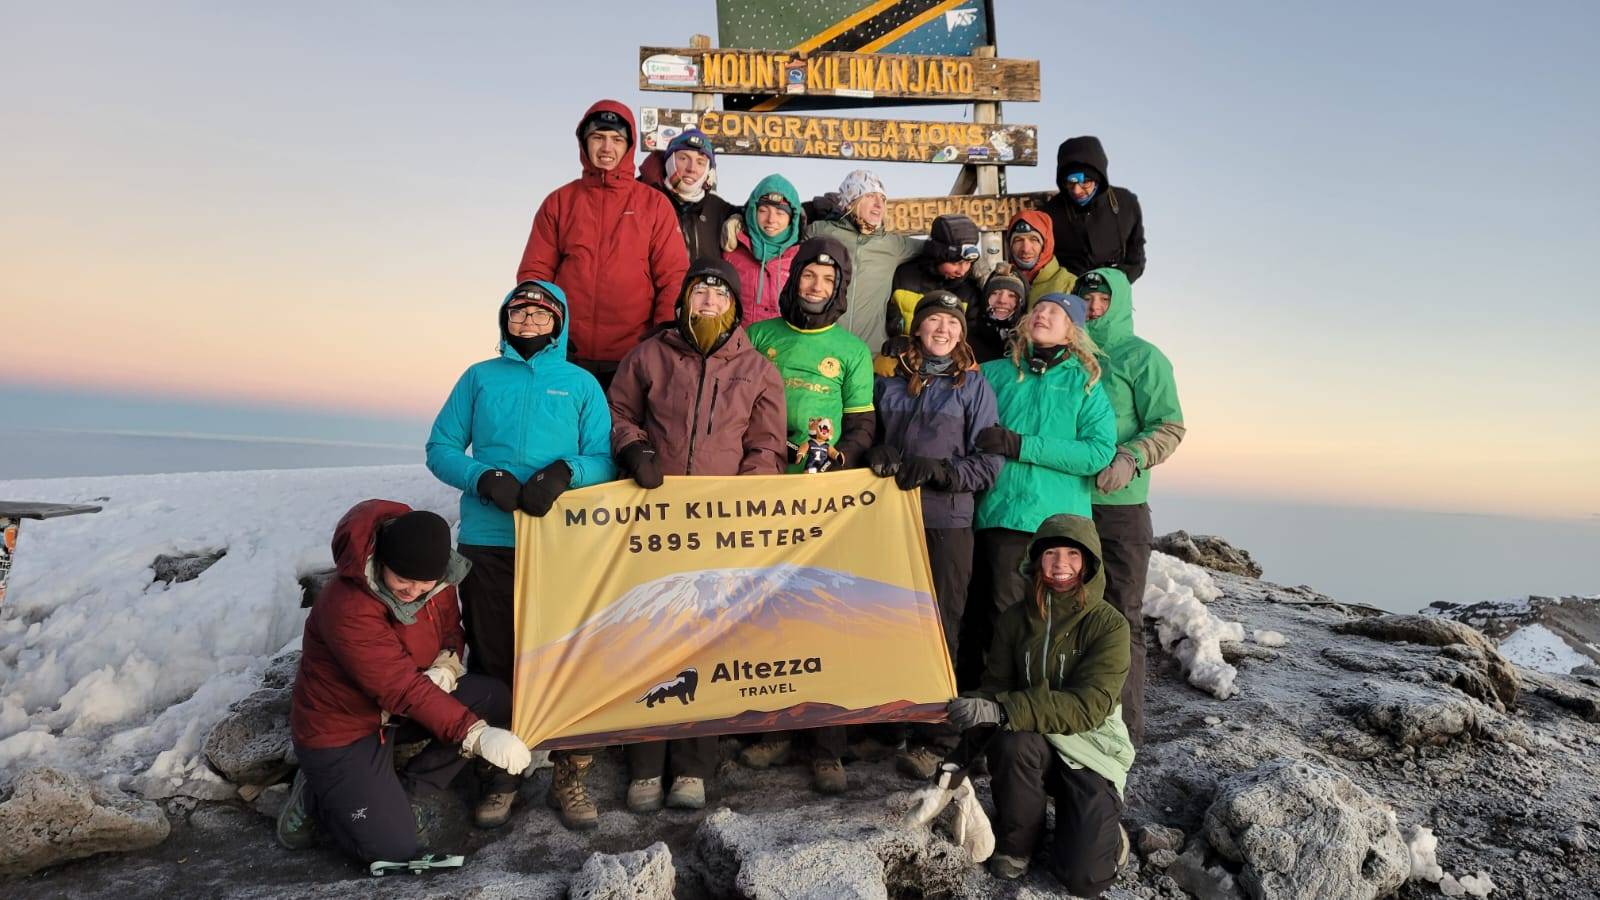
[637,668,698,708]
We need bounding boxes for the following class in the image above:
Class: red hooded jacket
[289,499,478,750]
[516,100,690,366]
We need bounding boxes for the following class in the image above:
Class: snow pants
[457,544,517,685]
[1092,503,1152,746]
[987,730,1124,897]
[294,673,511,864]
[626,737,718,782]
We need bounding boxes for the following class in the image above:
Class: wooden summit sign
[639,46,1039,103]
[640,107,1036,166]
[883,192,1056,236]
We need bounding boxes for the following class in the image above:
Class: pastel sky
[4,1,1597,518]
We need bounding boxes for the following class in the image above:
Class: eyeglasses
[507,306,556,325]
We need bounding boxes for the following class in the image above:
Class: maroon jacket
[290,499,478,750]
[608,320,788,476]
[516,100,689,366]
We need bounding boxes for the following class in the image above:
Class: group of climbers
[278,97,1178,898]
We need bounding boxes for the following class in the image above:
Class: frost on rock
[1407,824,1444,882]
[1252,629,1287,648]
[0,465,458,795]
[1145,552,1245,699]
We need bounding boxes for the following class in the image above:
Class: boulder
[1333,614,1519,707]
[1154,531,1263,578]
[150,549,226,585]
[0,767,170,876]
[202,686,293,785]
[1202,758,1409,900]
[569,841,674,900]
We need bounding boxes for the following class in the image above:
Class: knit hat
[926,214,981,263]
[666,128,715,164]
[837,169,887,210]
[909,290,967,338]
[580,107,632,144]
[983,265,1027,306]
[375,511,452,581]
[1075,270,1112,298]
[1034,293,1088,327]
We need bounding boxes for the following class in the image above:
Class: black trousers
[987,730,1124,898]
[294,674,510,864]
[457,544,517,686]
[979,527,1034,614]
[626,737,718,781]
[926,527,975,663]
[1092,504,1152,746]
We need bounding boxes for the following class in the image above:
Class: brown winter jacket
[290,499,478,751]
[607,260,788,476]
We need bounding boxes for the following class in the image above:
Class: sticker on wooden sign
[642,54,700,88]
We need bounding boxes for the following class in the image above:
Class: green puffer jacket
[1026,257,1077,306]
[805,217,922,353]
[976,514,1135,796]
[976,353,1116,531]
[1082,267,1184,506]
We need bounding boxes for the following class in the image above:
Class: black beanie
[909,289,967,338]
[375,511,452,581]
[925,214,981,262]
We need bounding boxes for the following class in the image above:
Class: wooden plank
[639,46,1039,103]
[882,191,1056,236]
[639,107,1036,166]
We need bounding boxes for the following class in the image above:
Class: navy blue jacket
[873,367,1003,529]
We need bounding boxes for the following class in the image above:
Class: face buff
[689,305,736,353]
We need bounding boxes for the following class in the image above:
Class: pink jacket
[722,230,796,325]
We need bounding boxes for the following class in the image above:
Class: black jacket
[887,257,984,343]
[1040,136,1147,283]
[666,190,737,264]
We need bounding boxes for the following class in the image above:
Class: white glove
[721,213,744,253]
[949,777,995,862]
[422,650,466,693]
[460,720,532,775]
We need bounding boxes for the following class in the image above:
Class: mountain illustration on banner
[514,564,954,749]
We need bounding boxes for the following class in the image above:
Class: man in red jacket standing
[279,502,532,864]
[517,100,689,390]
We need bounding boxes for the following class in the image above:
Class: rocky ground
[6,549,1600,899]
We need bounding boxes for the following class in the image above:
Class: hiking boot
[812,756,847,795]
[474,790,516,829]
[738,739,792,769]
[626,776,664,813]
[1118,823,1131,867]
[275,770,317,851]
[988,853,1029,880]
[546,753,599,830]
[666,776,705,809]
[895,745,942,780]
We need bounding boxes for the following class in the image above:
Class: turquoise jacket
[1083,267,1184,506]
[426,282,617,547]
[976,353,1117,532]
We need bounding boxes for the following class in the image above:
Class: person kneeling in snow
[945,514,1133,895]
[279,502,532,864]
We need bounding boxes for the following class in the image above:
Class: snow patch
[1252,629,1287,648]
[1143,552,1244,699]
[1498,624,1588,675]
[0,465,457,791]
[1407,824,1443,882]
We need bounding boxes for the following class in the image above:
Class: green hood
[1019,513,1106,612]
[1082,266,1133,350]
[743,173,803,262]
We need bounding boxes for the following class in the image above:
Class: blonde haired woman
[971,293,1117,615]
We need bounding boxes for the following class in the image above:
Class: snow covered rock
[1144,552,1245,699]
[202,686,293,785]
[569,841,675,900]
[1332,614,1520,707]
[1202,758,1409,900]
[0,766,170,876]
[1153,531,1263,578]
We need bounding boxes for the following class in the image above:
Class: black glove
[946,697,1004,731]
[896,455,953,491]
[517,461,572,517]
[974,425,1022,460]
[617,441,664,489]
[864,445,903,478]
[476,469,521,513]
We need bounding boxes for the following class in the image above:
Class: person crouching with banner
[743,236,877,794]
[607,257,788,813]
[279,503,532,865]
[945,513,1133,893]
[864,290,1002,779]
[425,281,616,830]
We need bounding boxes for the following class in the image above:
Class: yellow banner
[512,469,955,750]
